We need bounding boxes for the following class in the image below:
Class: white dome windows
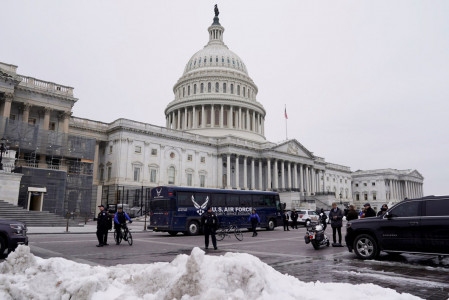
[208,82,211,93]
[215,82,219,93]
[193,84,197,94]
[223,83,227,93]
[200,83,204,93]
[230,84,234,94]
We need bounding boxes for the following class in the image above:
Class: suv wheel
[353,234,379,259]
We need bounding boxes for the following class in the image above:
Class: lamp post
[0,137,9,171]
[339,193,343,205]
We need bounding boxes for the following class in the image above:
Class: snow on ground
[0,246,422,300]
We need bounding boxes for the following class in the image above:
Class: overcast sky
[1,1,448,195]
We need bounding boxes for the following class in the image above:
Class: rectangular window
[49,122,56,131]
[356,194,360,201]
[151,149,157,156]
[107,167,112,180]
[199,175,205,187]
[373,193,377,200]
[99,168,104,181]
[134,167,141,182]
[364,194,368,201]
[187,173,192,186]
[168,167,175,184]
[109,146,113,154]
[135,146,142,153]
[372,182,376,186]
[187,154,193,161]
[200,157,205,163]
[150,169,157,183]
[425,200,449,216]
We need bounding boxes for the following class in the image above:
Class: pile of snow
[0,245,421,300]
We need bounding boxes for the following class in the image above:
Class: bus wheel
[168,231,178,236]
[266,219,275,231]
[187,221,200,236]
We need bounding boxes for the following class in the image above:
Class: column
[287,162,292,189]
[63,112,71,133]
[211,105,215,128]
[238,107,242,129]
[166,116,169,128]
[226,154,231,189]
[2,93,13,118]
[258,160,263,190]
[311,168,315,194]
[251,157,255,190]
[43,107,51,130]
[299,164,304,195]
[405,181,409,198]
[262,117,265,135]
[280,160,285,190]
[177,109,181,129]
[93,141,100,183]
[229,106,233,128]
[220,105,224,128]
[293,163,298,189]
[201,105,205,128]
[22,103,31,123]
[192,106,196,129]
[218,155,223,188]
[257,114,260,133]
[252,111,256,132]
[184,107,188,129]
[235,155,240,189]
[267,159,271,191]
[305,166,310,196]
[273,159,279,190]
[243,156,248,190]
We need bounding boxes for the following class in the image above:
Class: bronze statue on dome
[214,4,219,17]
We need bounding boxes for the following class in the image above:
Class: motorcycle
[304,221,330,250]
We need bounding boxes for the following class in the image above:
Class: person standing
[319,208,328,231]
[96,204,109,247]
[329,202,343,246]
[377,204,388,216]
[346,205,359,221]
[248,209,260,237]
[363,203,376,218]
[291,209,298,229]
[201,207,218,250]
[282,210,290,231]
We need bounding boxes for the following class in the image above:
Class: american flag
[284,106,288,119]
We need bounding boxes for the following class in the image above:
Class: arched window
[208,82,211,93]
[200,83,204,93]
[188,86,191,96]
[198,58,201,65]
[230,84,234,94]
[248,89,251,98]
[168,166,175,185]
[243,87,246,97]
[223,83,227,93]
[237,85,240,96]
[215,82,219,92]
[182,87,185,97]
[193,84,197,94]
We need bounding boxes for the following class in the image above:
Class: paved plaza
[9,221,447,299]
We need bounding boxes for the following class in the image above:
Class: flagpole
[285,104,288,140]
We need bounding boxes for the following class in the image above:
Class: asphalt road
[8,225,449,299]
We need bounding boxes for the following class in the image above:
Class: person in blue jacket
[248,209,260,237]
[114,206,132,244]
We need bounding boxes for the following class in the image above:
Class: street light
[0,137,9,171]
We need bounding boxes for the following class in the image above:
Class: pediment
[271,139,314,158]
[408,169,424,179]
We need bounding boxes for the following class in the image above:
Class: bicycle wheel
[127,231,133,246]
[216,228,226,241]
[234,227,243,241]
[114,230,122,245]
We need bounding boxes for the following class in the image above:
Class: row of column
[220,154,324,195]
[166,105,265,135]
[389,179,423,200]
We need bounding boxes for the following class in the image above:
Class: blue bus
[148,186,282,235]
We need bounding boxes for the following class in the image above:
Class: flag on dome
[284,106,288,119]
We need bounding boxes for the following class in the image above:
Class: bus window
[252,195,265,207]
[178,192,193,207]
[194,192,210,204]
[227,194,239,206]
[212,193,226,207]
[150,199,172,211]
[240,194,252,207]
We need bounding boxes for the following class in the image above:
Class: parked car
[298,210,320,226]
[0,219,28,257]
[345,195,449,259]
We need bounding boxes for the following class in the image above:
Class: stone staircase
[0,200,80,227]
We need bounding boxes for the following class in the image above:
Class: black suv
[345,196,449,259]
[0,219,28,257]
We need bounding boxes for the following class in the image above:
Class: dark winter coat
[364,207,376,218]
[329,207,344,228]
[201,211,218,230]
[97,210,109,229]
[291,211,298,222]
[346,210,359,221]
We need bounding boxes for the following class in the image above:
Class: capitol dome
[165,9,266,142]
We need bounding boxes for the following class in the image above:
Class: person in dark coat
[319,208,328,231]
[329,202,343,245]
[282,210,290,231]
[201,207,218,250]
[377,204,388,216]
[291,209,299,229]
[346,205,359,221]
[96,204,109,247]
[248,209,261,237]
[363,203,376,218]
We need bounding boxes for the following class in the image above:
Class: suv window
[299,210,306,214]
[425,199,449,216]
[389,201,420,217]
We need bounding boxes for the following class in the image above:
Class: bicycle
[114,222,133,246]
[216,223,243,241]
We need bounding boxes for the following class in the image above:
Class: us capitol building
[0,9,424,217]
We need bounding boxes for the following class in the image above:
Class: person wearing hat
[291,209,299,230]
[96,204,109,247]
[201,206,218,250]
[362,203,376,218]
[114,206,132,245]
